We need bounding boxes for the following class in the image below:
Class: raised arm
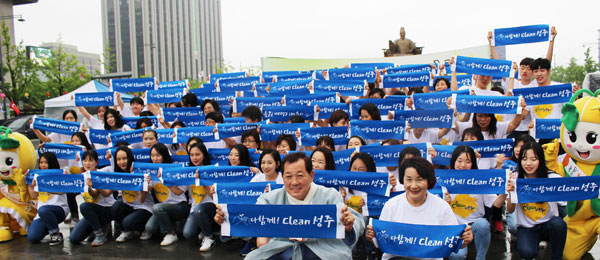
[77,106,92,121]
[488,31,499,60]
[546,26,557,63]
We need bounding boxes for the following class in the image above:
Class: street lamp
[0,14,25,119]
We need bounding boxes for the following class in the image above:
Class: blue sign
[158,80,188,89]
[436,169,508,194]
[89,128,114,145]
[350,62,395,70]
[534,119,561,139]
[516,176,600,203]
[36,173,85,193]
[268,80,312,96]
[32,116,81,136]
[176,126,217,143]
[453,139,513,158]
[214,182,276,204]
[217,76,261,91]
[313,80,367,96]
[350,98,407,119]
[386,64,432,74]
[350,120,406,140]
[163,107,204,121]
[234,97,282,113]
[413,89,469,110]
[512,83,572,106]
[259,123,309,142]
[275,72,314,82]
[285,93,338,107]
[455,56,513,78]
[74,92,115,107]
[210,72,246,83]
[146,88,185,104]
[328,68,377,82]
[298,126,349,147]
[313,170,390,196]
[455,95,520,114]
[359,143,428,167]
[432,145,457,166]
[493,24,550,46]
[38,143,83,160]
[263,105,315,122]
[90,171,146,191]
[111,77,156,92]
[216,123,260,140]
[391,109,453,128]
[312,102,350,119]
[382,71,432,88]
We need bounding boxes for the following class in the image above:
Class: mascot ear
[561,102,579,132]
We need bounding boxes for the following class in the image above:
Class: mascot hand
[12,168,26,187]
[542,139,562,175]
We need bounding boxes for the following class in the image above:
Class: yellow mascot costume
[0,126,37,242]
[544,89,600,260]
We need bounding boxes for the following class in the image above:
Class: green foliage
[550,48,599,84]
[41,38,91,98]
[97,43,116,75]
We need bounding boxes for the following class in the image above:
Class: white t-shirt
[457,121,509,140]
[449,194,496,224]
[120,190,155,213]
[527,81,564,121]
[35,192,69,217]
[151,181,188,204]
[515,201,559,228]
[378,192,458,260]
[408,128,438,144]
[250,172,284,184]
[188,185,214,213]
[87,116,104,130]
[507,80,538,131]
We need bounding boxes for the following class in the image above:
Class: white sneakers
[115,231,135,243]
[199,237,216,252]
[160,234,178,246]
[140,230,152,240]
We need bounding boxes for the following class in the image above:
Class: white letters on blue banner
[350,98,407,119]
[214,182,277,204]
[259,123,309,142]
[328,68,377,82]
[208,148,232,165]
[512,83,572,106]
[216,123,260,140]
[391,109,453,128]
[175,126,217,143]
[359,143,428,167]
[275,72,315,82]
[210,72,246,83]
[515,176,600,203]
[89,128,115,145]
[455,56,513,78]
[454,95,520,114]
[234,97,282,113]
[35,173,85,193]
[436,169,508,194]
[333,149,355,170]
[493,24,550,46]
[413,89,469,110]
[89,171,146,191]
[31,116,82,136]
[263,105,315,122]
[131,148,151,162]
[132,162,179,181]
[74,92,115,107]
[285,93,338,107]
[313,170,390,196]
[386,64,432,74]
[350,120,406,140]
[217,76,260,91]
[268,80,312,96]
[197,165,254,185]
[382,71,432,88]
[350,62,395,70]
[533,119,561,139]
[146,88,186,104]
[452,139,513,158]
[111,77,156,92]
[38,143,83,160]
[432,145,457,166]
[109,127,149,144]
[26,169,64,185]
[312,80,367,96]
[158,80,188,89]
[298,126,349,147]
[163,107,204,121]
[122,116,158,128]
[435,74,473,87]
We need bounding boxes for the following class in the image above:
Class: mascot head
[560,89,600,165]
[0,126,36,180]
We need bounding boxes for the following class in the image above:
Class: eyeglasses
[243,139,256,144]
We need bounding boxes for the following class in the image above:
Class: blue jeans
[70,203,112,244]
[449,218,490,260]
[183,203,217,239]
[147,202,190,235]
[506,212,517,236]
[27,205,66,243]
[517,216,566,260]
[111,199,152,232]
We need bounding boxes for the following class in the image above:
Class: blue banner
[453,138,513,158]
[512,83,572,106]
[372,219,464,258]
[35,173,85,193]
[285,93,338,107]
[214,182,276,204]
[160,166,197,186]
[534,119,561,139]
[96,148,111,166]
[172,155,190,167]
[234,97,282,113]
[333,149,355,170]
[146,88,185,104]
[259,123,309,142]
[298,126,349,147]
[38,143,83,160]
[312,102,350,120]
[194,84,219,94]
[208,148,232,165]
[132,162,180,181]
[350,63,395,70]
[268,80,312,96]
[216,123,259,140]
[263,105,315,122]
[130,148,151,162]
[365,192,403,216]
[313,170,390,196]
[217,76,260,91]
[516,176,600,203]
[88,128,115,145]
[386,64,432,74]
[193,90,237,108]
[312,80,367,96]
[359,143,428,167]
[197,165,254,185]
[111,77,156,92]
[391,109,453,128]
[26,169,64,185]
[122,116,158,128]
[210,72,246,83]
[163,107,204,121]
[262,71,301,81]
[172,116,206,127]
[382,71,432,88]
[32,116,81,136]
[455,56,513,78]
[158,80,188,89]
[224,117,247,124]
[109,127,148,144]
[221,204,344,239]
[350,98,407,119]
[328,68,377,82]
[436,74,473,87]
[454,95,520,114]
[175,126,217,143]
[350,120,406,140]
[275,72,314,82]
[432,145,457,166]
[155,128,175,144]
[413,89,470,110]
[74,92,115,107]
[436,169,508,194]
[89,171,146,191]
[493,24,550,46]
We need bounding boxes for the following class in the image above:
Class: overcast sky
[13,0,600,71]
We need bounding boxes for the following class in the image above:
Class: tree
[550,48,599,84]
[96,43,116,75]
[41,39,91,97]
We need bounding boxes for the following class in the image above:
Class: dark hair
[381,138,400,146]
[461,127,485,141]
[392,90,406,96]
[282,152,312,173]
[71,132,93,151]
[114,146,134,172]
[82,150,99,163]
[346,135,366,149]
[349,152,377,172]
[241,129,261,148]
[329,110,349,127]
[520,57,534,67]
[276,134,297,151]
[188,142,210,166]
[97,105,109,114]
[407,87,424,95]
[242,106,262,122]
[143,129,158,139]
[115,141,130,147]
[316,136,335,151]
[136,117,153,129]
[490,86,505,95]
[140,111,154,117]
[39,152,60,169]
[229,144,255,167]
[399,157,436,189]
[205,111,224,123]
[530,58,551,71]
[259,149,282,173]
[472,114,497,138]
[63,109,78,121]
[104,108,125,130]
[433,77,450,90]
[181,92,198,107]
[450,145,479,170]
[359,103,381,120]
[186,137,204,153]
[130,96,144,106]
[517,142,548,179]
[399,146,422,165]
[310,147,336,170]
[513,134,536,162]
[368,88,386,98]
[151,143,172,164]
[288,115,305,123]
[201,99,220,113]
[171,121,186,128]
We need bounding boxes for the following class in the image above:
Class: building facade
[39,42,102,74]
[101,0,223,81]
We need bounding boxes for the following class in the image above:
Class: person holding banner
[116,95,145,118]
[215,152,364,260]
[506,142,566,260]
[241,129,261,150]
[77,105,109,130]
[70,150,115,246]
[104,109,131,132]
[276,134,296,156]
[365,157,473,260]
[250,149,283,184]
[33,110,79,147]
[26,152,69,246]
[311,147,336,172]
[229,144,256,167]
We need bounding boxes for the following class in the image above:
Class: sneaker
[219,235,231,243]
[160,234,178,246]
[91,233,107,247]
[116,231,134,243]
[199,237,216,252]
[240,241,256,256]
[197,233,204,241]
[140,231,152,241]
[84,233,95,243]
[493,220,504,232]
[49,232,63,246]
